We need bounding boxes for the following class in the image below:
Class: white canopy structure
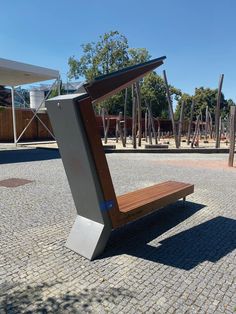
[0,58,60,145]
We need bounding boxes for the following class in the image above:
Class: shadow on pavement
[138,215,236,270]
[102,202,236,269]
[0,283,132,313]
[0,148,60,164]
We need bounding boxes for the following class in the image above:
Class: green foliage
[128,48,151,66]
[175,93,193,120]
[68,30,234,121]
[175,87,235,121]
[68,31,129,81]
[141,72,181,118]
[68,30,153,115]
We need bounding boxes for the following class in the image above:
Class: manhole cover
[0,178,33,188]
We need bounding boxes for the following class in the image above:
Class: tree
[68,31,153,115]
[128,48,151,65]
[68,31,129,81]
[175,87,234,121]
[175,93,193,120]
[141,72,181,118]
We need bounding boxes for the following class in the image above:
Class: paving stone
[0,152,235,313]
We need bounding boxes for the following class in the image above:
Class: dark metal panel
[84,56,166,103]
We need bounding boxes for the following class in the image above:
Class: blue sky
[1,0,236,101]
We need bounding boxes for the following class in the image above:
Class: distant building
[0,82,85,109]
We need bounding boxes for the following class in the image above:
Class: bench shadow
[0,148,61,164]
[101,202,236,270]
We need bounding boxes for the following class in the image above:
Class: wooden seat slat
[118,181,194,213]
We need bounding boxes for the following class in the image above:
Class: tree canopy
[175,87,235,121]
[68,30,235,119]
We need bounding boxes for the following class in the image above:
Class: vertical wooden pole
[205,106,209,141]
[187,100,195,145]
[156,117,161,142]
[228,106,236,167]
[146,101,157,144]
[136,81,142,147]
[209,111,213,139]
[115,119,119,143]
[163,70,178,148]
[132,84,137,149]
[101,108,110,144]
[226,114,230,141]
[191,115,200,148]
[199,111,203,138]
[124,88,128,144]
[148,110,152,145]
[144,109,148,142]
[178,101,185,147]
[118,111,126,147]
[215,74,224,148]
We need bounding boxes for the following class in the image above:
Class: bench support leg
[66,215,111,260]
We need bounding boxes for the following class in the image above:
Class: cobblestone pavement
[0,150,235,313]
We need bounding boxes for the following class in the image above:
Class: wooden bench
[46,57,194,260]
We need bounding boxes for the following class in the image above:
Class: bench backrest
[46,94,120,228]
[46,57,166,228]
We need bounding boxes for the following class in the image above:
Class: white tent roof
[0,58,59,86]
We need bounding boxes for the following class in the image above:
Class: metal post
[11,86,17,146]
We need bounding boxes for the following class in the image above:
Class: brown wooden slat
[78,97,121,227]
[118,181,192,212]
[115,181,194,227]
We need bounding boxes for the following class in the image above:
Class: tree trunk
[163,70,178,148]
[215,74,224,148]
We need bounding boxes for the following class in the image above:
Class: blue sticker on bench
[100,200,114,212]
